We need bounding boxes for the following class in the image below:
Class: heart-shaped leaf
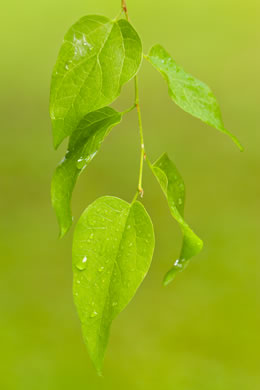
[50,16,142,148]
[72,196,155,373]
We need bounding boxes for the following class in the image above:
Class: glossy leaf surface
[72,196,155,373]
[150,153,203,285]
[51,107,122,237]
[147,44,242,150]
[50,16,142,148]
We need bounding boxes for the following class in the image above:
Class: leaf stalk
[121,0,129,21]
[135,76,145,198]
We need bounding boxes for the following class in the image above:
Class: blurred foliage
[0,0,259,389]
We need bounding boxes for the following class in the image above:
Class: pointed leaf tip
[147,44,242,150]
[72,196,154,371]
[163,268,178,286]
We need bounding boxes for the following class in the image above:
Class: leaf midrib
[95,202,133,357]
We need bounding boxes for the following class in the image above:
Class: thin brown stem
[121,0,129,21]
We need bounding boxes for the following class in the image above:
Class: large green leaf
[147,44,242,150]
[50,15,142,148]
[51,107,122,237]
[150,153,203,286]
[72,196,155,373]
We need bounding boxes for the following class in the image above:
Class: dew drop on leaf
[76,256,87,271]
[173,258,186,270]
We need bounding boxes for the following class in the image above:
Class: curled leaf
[149,153,203,285]
[51,107,122,237]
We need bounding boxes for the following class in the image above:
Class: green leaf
[50,15,142,148]
[147,44,242,150]
[72,196,155,373]
[51,107,122,237]
[149,153,203,286]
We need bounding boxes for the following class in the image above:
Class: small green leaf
[50,15,142,148]
[149,153,203,286]
[51,107,122,237]
[72,196,155,373]
[147,44,242,150]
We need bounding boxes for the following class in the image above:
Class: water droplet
[65,63,69,70]
[77,157,87,169]
[90,311,98,318]
[127,225,131,230]
[90,233,94,239]
[76,280,81,284]
[178,198,182,205]
[129,243,133,247]
[174,258,185,270]
[76,256,87,271]
[98,266,104,273]
[112,302,118,307]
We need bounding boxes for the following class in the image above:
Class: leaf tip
[223,128,243,152]
[52,127,64,150]
[56,216,72,239]
[59,227,67,239]
[96,368,103,377]
[53,138,61,150]
[233,137,244,152]
[89,347,105,377]
[162,268,177,287]
[238,143,244,152]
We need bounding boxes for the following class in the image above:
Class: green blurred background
[1,0,259,388]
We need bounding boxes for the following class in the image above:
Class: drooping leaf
[149,153,203,285]
[72,196,155,373]
[147,44,242,150]
[51,107,122,237]
[50,15,142,148]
